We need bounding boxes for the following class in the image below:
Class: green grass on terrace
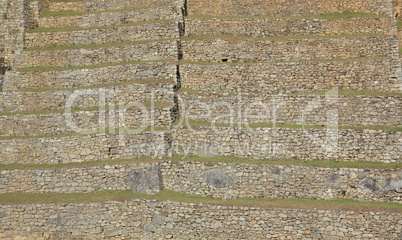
[24,38,174,51]
[5,79,175,92]
[27,19,176,33]
[0,155,400,170]
[186,12,391,20]
[0,102,173,116]
[0,189,400,212]
[176,118,402,132]
[40,4,172,17]
[182,33,387,42]
[398,21,402,28]
[16,59,174,72]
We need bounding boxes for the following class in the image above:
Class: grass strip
[16,59,173,71]
[176,118,402,132]
[0,155,399,170]
[0,102,173,116]
[0,189,399,212]
[5,79,175,92]
[182,33,387,41]
[24,38,174,51]
[40,4,172,17]
[186,12,391,20]
[27,19,175,33]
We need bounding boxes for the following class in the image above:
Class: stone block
[129,163,162,194]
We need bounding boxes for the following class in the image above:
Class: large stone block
[202,169,237,188]
[129,163,162,194]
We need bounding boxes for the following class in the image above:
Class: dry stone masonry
[0,0,401,238]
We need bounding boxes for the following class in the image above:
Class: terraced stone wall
[184,17,396,37]
[0,132,171,164]
[0,200,399,239]
[0,104,177,136]
[187,0,394,17]
[15,40,179,68]
[161,161,401,202]
[46,0,176,12]
[0,162,157,193]
[0,83,176,112]
[37,6,179,28]
[3,62,178,90]
[181,36,399,63]
[178,92,402,126]
[0,0,24,66]
[172,126,401,162]
[0,161,401,202]
[24,20,180,48]
[180,59,401,93]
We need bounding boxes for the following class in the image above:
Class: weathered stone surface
[324,174,341,187]
[143,224,156,232]
[152,214,165,225]
[0,200,400,239]
[202,169,237,188]
[196,143,219,158]
[385,178,402,190]
[360,178,383,194]
[130,163,162,194]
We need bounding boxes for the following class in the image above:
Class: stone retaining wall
[0,200,399,239]
[25,20,179,48]
[38,6,178,28]
[0,162,156,193]
[187,0,393,17]
[180,59,401,93]
[3,62,177,90]
[0,83,176,113]
[182,35,398,63]
[161,161,401,202]
[172,126,401,162]
[179,92,402,126]
[185,17,395,38]
[47,0,175,12]
[0,105,177,136]
[0,131,170,164]
[0,161,400,202]
[15,40,179,68]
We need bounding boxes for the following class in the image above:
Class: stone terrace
[0,0,401,239]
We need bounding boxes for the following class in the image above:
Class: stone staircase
[0,0,401,239]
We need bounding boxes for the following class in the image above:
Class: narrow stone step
[26,20,179,48]
[15,40,179,68]
[0,82,176,113]
[180,58,401,93]
[178,92,402,127]
[0,131,171,164]
[3,61,177,91]
[0,103,177,136]
[38,6,178,28]
[181,35,398,63]
[172,125,401,163]
[185,17,394,38]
